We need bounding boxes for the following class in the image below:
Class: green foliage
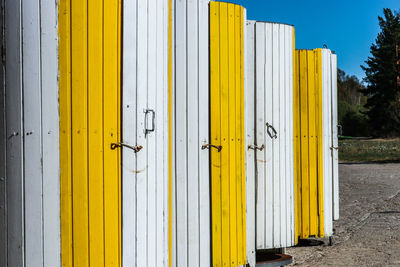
[337,69,369,136]
[338,100,369,137]
[362,8,400,137]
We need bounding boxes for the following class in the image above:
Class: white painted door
[245,20,256,267]
[3,1,60,266]
[331,54,339,221]
[122,0,169,266]
[246,21,295,258]
[171,0,210,266]
[322,49,334,236]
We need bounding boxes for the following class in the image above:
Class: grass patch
[339,138,400,163]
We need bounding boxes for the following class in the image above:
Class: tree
[337,69,369,137]
[361,8,400,136]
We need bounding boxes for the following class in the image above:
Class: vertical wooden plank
[209,2,222,266]
[22,0,43,266]
[315,49,324,237]
[71,0,89,264]
[289,27,295,245]
[5,0,24,265]
[322,49,333,237]
[299,50,310,238]
[41,0,61,265]
[155,0,167,265]
[88,0,104,265]
[219,3,230,266]
[122,0,137,265]
[293,50,302,242]
[0,0,6,263]
[146,0,157,266]
[239,8,246,262]
[331,54,339,221]
[59,0,73,264]
[198,1,211,265]
[245,20,256,267]
[255,22,266,249]
[169,0,174,266]
[263,23,274,249]
[278,24,287,247]
[136,0,149,265]
[103,0,121,265]
[175,0,188,265]
[284,26,293,246]
[186,0,200,265]
[122,0,137,262]
[307,51,318,236]
[257,23,279,248]
[271,24,281,247]
[228,5,237,266]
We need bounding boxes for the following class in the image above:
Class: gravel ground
[287,163,400,267]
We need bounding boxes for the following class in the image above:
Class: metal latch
[266,122,278,139]
[144,109,155,136]
[248,144,265,151]
[201,144,222,152]
[330,146,339,150]
[111,142,143,153]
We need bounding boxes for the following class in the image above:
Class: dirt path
[287,163,400,266]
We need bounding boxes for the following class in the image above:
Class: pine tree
[361,8,400,136]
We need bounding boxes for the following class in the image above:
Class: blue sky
[218,0,399,81]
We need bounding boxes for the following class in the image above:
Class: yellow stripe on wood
[294,49,325,240]
[210,2,246,266]
[59,0,122,266]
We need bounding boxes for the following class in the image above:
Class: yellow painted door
[294,49,324,240]
[59,0,122,266]
[210,2,246,266]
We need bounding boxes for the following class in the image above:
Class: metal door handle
[111,142,143,153]
[266,122,278,139]
[330,146,339,150]
[248,144,264,151]
[144,109,155,135]
[201,144,222,152]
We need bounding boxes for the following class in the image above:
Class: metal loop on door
[111,142,143,153]
[248,144,264,151]
[144,109,155,136]
[266,122,278,139]
[201,144,222,152]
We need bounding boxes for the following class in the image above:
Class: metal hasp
[110,142,143,153]
[201,144,222,152]
[266,122,278,139]
[144,109,155,135]
[248,144,265,151]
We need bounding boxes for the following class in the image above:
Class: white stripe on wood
[5,0,25,265]
[247,22,295,252]
[0,0,6,264]
[40,1,61,266]
[22,0,44,265]
[331,54,339,221]
[172,0,210,266]
[245,20,256,267]
[122,1,168,266]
